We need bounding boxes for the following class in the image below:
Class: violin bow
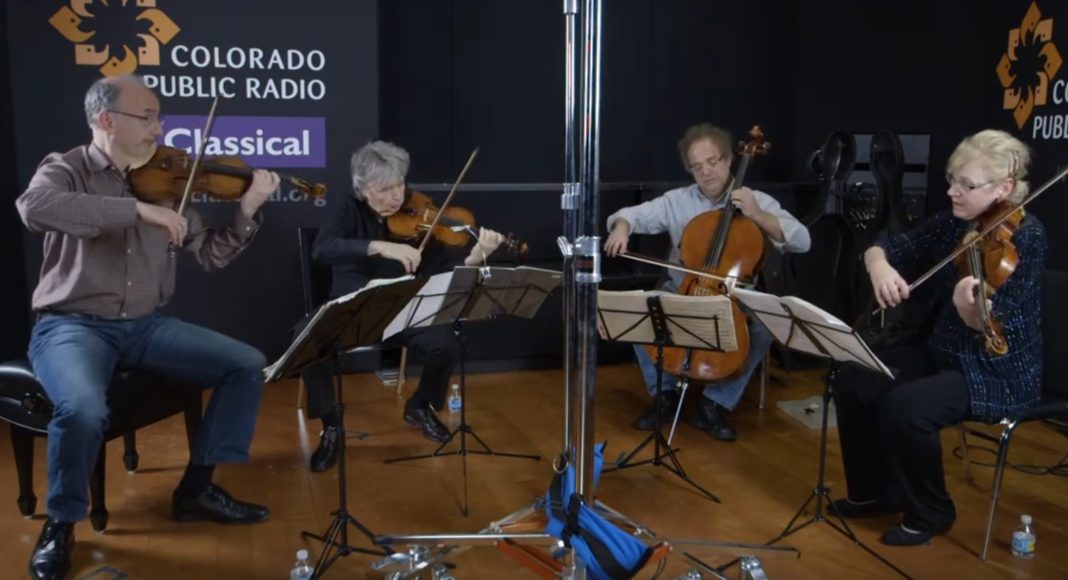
[616,251,739,286]
[416,147,480,254]
[175,96,221,218]
[872,164,1068,315]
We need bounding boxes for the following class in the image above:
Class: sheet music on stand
[263,275,424,383]
[731,288,892,379]
[596,290,738,352]
[383,266,562,340]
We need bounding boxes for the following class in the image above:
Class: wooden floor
[2,363,1067,579]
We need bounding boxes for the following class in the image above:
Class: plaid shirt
[16,144,261,320]
[878,210,1046,421]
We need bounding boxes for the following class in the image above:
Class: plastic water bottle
[1011,514,1036,558]
[290,549,313,579]
[447,384,462,413]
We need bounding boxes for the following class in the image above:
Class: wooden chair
[0,359,202,531]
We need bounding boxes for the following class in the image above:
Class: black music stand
[264,275,425,579]
[382,266,561,516]
[721,288,911,579]
[596,290,739,504]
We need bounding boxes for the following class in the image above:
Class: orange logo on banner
[996,1,1063,129]
[49,0,180,77]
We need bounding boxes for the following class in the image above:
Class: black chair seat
[958,269,1068,560]
[0,358,204,531]
[1013,396,1068,423]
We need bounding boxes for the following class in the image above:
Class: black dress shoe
[632,389,682,431]
[173,484,269,524]
[29,518,73,580]
[689,398,737,441]
[310,426,339,472]
[880,524,936,546]
[403,400,451,443]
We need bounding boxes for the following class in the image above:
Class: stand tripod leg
[605,344,720,503]
[382,322,540,517]
[716,364,912,579]
[301,353,390,577]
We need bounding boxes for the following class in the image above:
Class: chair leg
[89,444,109,532]
[123,432,139,472]
[11,425,37,517]
[395,347,409,396]
[981,420,1018,561]
[958,423,974,483]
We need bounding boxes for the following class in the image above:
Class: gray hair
[84,75,146,128]
[350,141,410,197]
[948,129,1032,204]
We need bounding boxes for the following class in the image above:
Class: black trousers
[302,324,461,420]
[832,344,970,532]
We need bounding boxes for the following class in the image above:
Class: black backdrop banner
[6,0,378,359]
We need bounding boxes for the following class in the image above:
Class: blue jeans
[28,312,266,523]
[634,315,774,411]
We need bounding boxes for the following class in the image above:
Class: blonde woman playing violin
[832,129,1046,547]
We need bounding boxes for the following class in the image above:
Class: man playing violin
[832,129,1045,546]
[302,140,506,472]
[15,75,281,580]
[603,123,810,441]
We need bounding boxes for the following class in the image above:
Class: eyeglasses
[945,173,996,193]
[107,110,165,127]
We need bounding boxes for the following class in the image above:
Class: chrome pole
[561,0,578,470]
[573,0,603,509]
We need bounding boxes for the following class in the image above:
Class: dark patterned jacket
[878,210,1046,421]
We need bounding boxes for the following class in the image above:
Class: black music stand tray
[264,275,425,578]
[720,288,911,579]
[382,266,561,516]
[596,289,740,504]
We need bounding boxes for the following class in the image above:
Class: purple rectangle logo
[160,115,326,168]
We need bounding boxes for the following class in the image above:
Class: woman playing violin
[603,123,810,442]
[834,129,1046,546]
[300,140,507,472]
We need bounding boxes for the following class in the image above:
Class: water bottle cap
[1021,514,1032,524]
[452,383,460,389]
[297,549,309,560]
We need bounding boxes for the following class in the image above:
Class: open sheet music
[263,274,419,383]
[596,289,738,352]
[382,266,562,340]
[731,288,892,378]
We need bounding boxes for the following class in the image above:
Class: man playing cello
[604,123,810,441]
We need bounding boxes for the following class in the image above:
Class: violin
[647,126,770,382]
[952,200,1023,356]
[870,164,1068,354]
[128,144,327,204]
[386,189,530,258]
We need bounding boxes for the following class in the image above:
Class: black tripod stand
[764,362,911,578]
[302,349,391,576]
[711,296,911,579]
[603,297,720,503]
[383,296,541,517]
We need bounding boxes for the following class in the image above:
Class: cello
[645,126,770,382]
